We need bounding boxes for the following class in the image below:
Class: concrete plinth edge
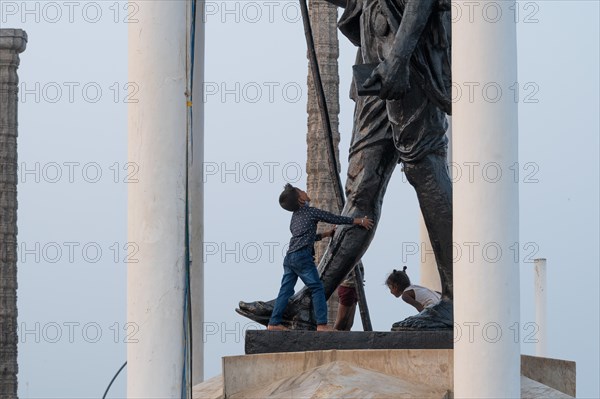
[192,350,575,399]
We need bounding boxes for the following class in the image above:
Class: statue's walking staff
[298,0,372,331]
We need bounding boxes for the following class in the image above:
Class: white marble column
[128,1,204,396]
[190,1,206,386]
[453,1,521,397]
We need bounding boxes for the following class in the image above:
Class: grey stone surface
[521,376,574,399]
[192,375,223,399]
[231,361,447,399]
[0,28,27,399]
[521,354,576,397]
[0,29,28,52]
[193,350,575,398]
[221,349,453,397]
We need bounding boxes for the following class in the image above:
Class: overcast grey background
[3,0,598,397]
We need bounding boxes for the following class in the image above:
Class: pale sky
[4,0,598,398]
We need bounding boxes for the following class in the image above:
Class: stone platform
[245,330,453,354]
[193,349,576,398]
[193,330,575,398]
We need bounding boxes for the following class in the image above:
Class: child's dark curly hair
[279,183,300,212]
[385,266,411,291]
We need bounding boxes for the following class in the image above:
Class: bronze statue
[237,0,453,330]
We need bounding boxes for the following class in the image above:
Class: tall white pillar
[534,258,547,357]
[128,1,204,396]
[453,1,521,397]
[191,1,206,386]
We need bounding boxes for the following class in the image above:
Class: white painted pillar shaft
[534,258,547,357]
[128,2,201,397]
[191,1,206,386]
[453,1,521,397]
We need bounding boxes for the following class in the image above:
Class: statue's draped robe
[339,0,452,163]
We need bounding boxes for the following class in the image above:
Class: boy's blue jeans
[269,247,328,326]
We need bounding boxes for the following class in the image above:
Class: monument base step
[192,350,576,398]
[245,329,453,354]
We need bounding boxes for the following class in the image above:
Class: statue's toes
[392,316,421,330]
[238,300,273,316]
[238,300,256,312]
[391,320,404,329]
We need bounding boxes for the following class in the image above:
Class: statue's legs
[404,152,453,300]
[384,91,454,329]
[237,95,399,328]
[391,152,454,330]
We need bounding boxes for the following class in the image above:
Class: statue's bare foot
[236,299,315,330]
[238,300,274,318]
[235,301,272,326]
[391,299,453,331]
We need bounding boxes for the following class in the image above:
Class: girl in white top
[385,267,441,312]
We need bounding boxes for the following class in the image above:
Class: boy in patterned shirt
[268,184,374,331]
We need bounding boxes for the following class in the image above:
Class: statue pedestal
[245,330,453,354]
[193,348,575,398]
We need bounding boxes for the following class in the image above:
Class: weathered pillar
[453,1,521,397]
[0,28,27,399]
[128,2,204,396]
[305,0,341,325]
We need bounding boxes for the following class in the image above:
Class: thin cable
[181,1,197,398]
[102,361,127,399]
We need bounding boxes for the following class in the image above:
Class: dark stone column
[0,28,27,399]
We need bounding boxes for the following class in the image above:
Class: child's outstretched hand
[353,216,374,230]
